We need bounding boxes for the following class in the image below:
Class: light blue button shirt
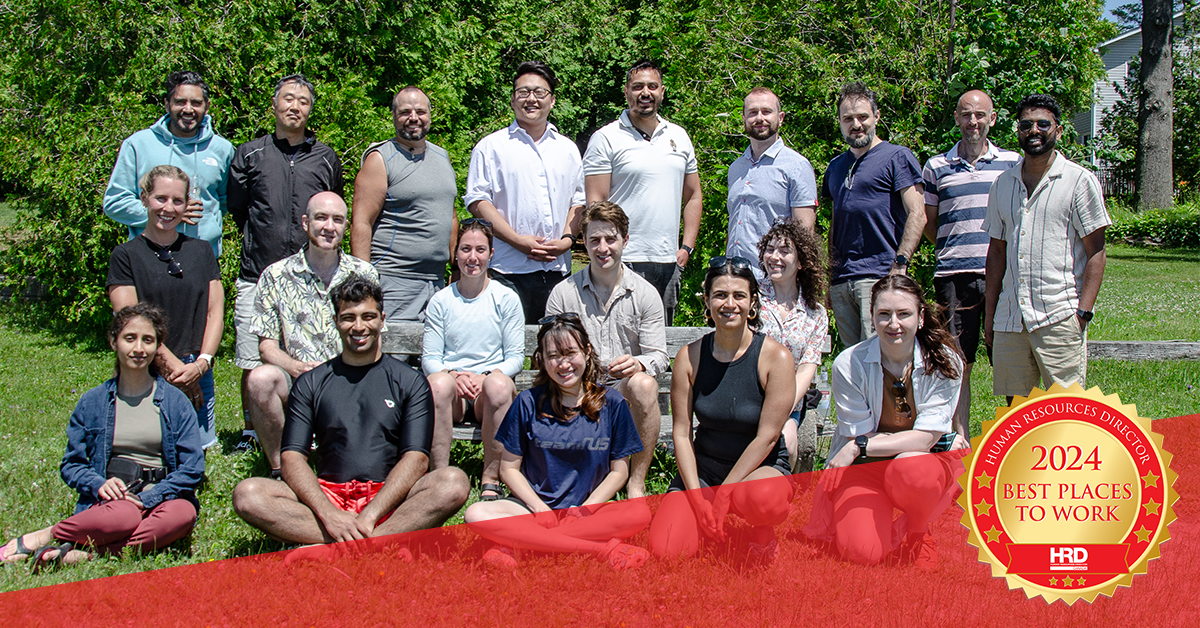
[725,138,817,266]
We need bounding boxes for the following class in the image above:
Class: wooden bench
[382,323,833,470]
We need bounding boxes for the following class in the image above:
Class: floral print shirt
[758,280,828,367]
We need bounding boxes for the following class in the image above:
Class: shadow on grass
[1106,246,1200,264]
[0,301,111,354]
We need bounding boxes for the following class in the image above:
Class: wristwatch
[855,434,870,458]
[1076,308,1094,322]
[562,233,578,246]
[893,254,909,267]
[680,244,695,255]
[197,353,214,372]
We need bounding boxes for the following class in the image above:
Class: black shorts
[934,273,985,364]
[666,445,792,493]
[491,270,568,324]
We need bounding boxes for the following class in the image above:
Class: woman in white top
[755,218,828,471]
[804,275,968,569]
[423,219,524,498]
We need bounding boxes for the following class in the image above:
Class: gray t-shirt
[113,383,165,471]
[364,139,458,280]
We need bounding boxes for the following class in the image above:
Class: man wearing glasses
[351,86,459,323]
[545,202,668,499]
[726,86,818,279]
[983,94,1110,401]
[583,59,702,325]
[920,90,1019,439]
[821,81,925,348]
[464,61,585,323]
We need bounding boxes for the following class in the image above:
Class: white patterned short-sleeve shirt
[758,280,828,367]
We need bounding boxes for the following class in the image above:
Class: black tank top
[691,332,784,464]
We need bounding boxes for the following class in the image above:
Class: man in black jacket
[228,74,344,454]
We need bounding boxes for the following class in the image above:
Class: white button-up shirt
[982,151,1110,332]
[464,122,585,275]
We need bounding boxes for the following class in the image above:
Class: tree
[1138,0,1176,210]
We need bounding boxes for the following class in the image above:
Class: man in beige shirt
[545,201,668,499]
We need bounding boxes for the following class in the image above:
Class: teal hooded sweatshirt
[103,113,234,257]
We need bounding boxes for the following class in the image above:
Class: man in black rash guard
[232,277,469,545]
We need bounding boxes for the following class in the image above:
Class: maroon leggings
[52,499,197,555]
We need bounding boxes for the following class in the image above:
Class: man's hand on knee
[319,508,372,543]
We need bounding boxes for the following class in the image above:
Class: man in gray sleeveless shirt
[351,86,459,322]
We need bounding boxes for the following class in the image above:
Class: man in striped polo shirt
[922,90,1019,437]
[983,94,1110,402]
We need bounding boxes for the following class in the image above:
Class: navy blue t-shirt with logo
[820,141,922,284]
[496,384,643,509]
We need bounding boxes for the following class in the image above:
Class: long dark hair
[756,218,827,311]
[869,275,962,380]
[702,257,762,331]
[109,303,168,377]
[532,314,606,422]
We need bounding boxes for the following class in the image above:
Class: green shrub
[1107,203,1200,249]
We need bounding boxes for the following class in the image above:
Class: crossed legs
[465,499,651,556]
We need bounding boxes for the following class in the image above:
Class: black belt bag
[106,457,167,494]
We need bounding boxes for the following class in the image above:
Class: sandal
[480,483,503,502]
[600,538,649,571]
[30,543,73,574]
[0,535,34,563]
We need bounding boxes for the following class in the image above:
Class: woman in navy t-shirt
[464,313,651,570]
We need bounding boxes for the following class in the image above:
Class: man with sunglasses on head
[821,81,925,348]
[103,70,234,258]
[983,94,1110,402]
[583,59,702,325]
[227,74,344,456]
[920,90,1019,439]
[726,86,818,281]
[464,61,585,324]
[545,202,668,499]
[351,86,458,323]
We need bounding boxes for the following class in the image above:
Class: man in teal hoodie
[103,70,234,257]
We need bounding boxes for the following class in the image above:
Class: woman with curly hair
[756,218,829,470]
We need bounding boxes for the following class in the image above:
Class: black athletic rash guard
[281,354,433,483]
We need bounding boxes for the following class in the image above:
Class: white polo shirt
[464,122,585,275]
[982,151,1110,333]
[582,110,698,263]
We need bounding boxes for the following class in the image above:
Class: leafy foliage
[1107,201,1200,247]
[0,0,1114,333]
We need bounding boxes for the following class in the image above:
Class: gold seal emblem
[959,383,1177,604]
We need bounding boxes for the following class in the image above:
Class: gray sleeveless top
[363,139,458,280]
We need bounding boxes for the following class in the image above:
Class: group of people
[0,59,1109,572]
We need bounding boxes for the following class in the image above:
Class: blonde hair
[138,164,190,198]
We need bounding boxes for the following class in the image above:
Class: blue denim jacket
[59,376,205,514]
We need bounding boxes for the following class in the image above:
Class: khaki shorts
[234,278,262,370]
[992,316,1087,397]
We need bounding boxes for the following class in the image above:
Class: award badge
[960,383,1176,603]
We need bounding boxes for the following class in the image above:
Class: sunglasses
[1017,119,1055,133]
[153,247,183,277]
[537,312,582,326]
[461,217,493,228]
[891,380,912,416]
[707,256,754,271]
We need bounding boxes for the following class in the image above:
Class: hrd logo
[1048,546,1088,571]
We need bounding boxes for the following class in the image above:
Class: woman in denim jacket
[1,303,204,571]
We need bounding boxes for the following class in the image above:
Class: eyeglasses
[461,217,493,228]
[152,246,183,277]
[538,312,582,326]
[891,380,912,417]
[1017,119,1055,133]
[514,87,552,100]
[707,256,754,271]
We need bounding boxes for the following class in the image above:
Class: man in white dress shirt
[465,60,586,323]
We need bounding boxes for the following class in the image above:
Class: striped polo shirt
[982,151,1111,333]
[922,141,1020,277]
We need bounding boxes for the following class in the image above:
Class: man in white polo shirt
[465,61,585,323]
[583,59,702,325]
[983,94,1110,401]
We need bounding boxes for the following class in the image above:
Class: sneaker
[898,532,938,570]
[229,432,258,456]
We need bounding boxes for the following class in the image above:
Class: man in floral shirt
[245,192,378,477]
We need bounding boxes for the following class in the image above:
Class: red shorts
[318,479,393,525]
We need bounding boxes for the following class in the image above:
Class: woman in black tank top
[647,257,797,564]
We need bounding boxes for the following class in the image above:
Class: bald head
[391,86,431,143]
[954,89,996,144]
[304,192,349,251]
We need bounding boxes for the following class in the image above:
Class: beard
[1020,132,1056,156]
[845,126,875,149]
[746,124,777,141]
[398,125,428,142]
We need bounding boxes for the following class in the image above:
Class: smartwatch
[680,244,695,255]
[893,254,909,268]
[855,434,870,458]
[562,233,578,246]
[1076,309,1094,323]
[197,353,214,372]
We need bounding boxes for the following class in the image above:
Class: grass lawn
[0,243,1196,592]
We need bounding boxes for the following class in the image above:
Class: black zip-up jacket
[228,131,343,282]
